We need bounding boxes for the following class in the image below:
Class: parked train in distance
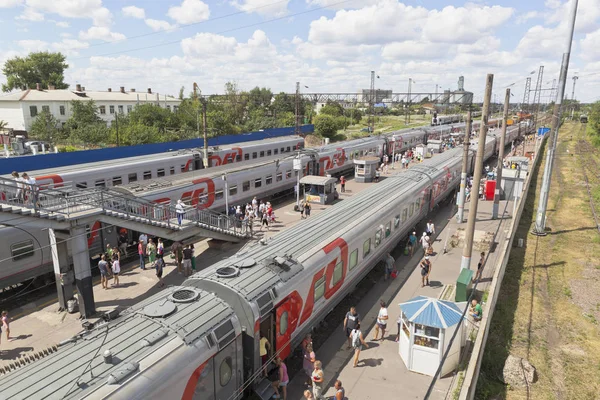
[0,136,304,190]
[0,123,537,400]
[0,119,498,291]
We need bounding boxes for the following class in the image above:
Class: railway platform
[285,140,537,400]
[0,173,382,369]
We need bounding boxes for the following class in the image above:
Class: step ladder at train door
[0,180,249,242]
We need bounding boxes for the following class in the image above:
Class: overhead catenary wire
[71,0,355,61]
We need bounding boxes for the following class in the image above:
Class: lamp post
[293,155,302,211]
[222,172,229,216]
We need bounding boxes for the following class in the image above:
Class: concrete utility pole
[570,75,579,120]
[493,88,511,219]
[533,0,578,235]
[202,100,209,168]
[295,82,301,136]
[369,71,375,134]
[456,110,472,223]
[461,74,494,270]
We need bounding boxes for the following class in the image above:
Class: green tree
[72,123,110,147]
[2,52,69,92]
[277,111,295,127]
[314,114,338,139]
[29,110,60,143]
[349,108,363,124]
[319,102,344,117]
[247,86,273,112]
[113,121,161,146]
[588,101,600,145]
[65,100,102,131]
[272,92,295,114]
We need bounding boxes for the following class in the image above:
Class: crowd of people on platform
[9,171,38,206]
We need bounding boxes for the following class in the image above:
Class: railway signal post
[461,74,494,270]
[492,88,511,219]
[456,110,471,223]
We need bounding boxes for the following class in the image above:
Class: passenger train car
[0,123,537,400]
[0,136,305,189]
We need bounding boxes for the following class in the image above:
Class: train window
[236,154,242,162]
[229,186,237,196]
[243,181,250,192]
[276,172,282,182]
[219,357,233,387]
[349,249,358,271]
[314,276,325,302]
[157,168,165,177]
[281,147,285,153]
[274,149,279,155]
[332,261,343,286]
[394,215,400,229]
[267,150,272,156]
[409,203,415,217]
[11,240,34,261]
[286,170,292,179]
[215,190,223,200]
[402,208,408,223]
[181,165,186,172]
[169,167,175,175]
[198,193,208,205]
[143,171,152,180]
[260,151,265,157]
[279,311,288,335]
[286,146,291,152]
[76,182,87,189]
[415,198,421,210]
[363,238,371,257]
[266,175,272,185]
[375,228,382,247]
[95,179,105,188]
[244,154,250,161]
[385,222,391,237]
[252,152,257,159]
[128,173,137,183]
[112,176,122,186]
[254,178,262,188]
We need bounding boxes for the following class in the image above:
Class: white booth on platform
[399,296,464,377]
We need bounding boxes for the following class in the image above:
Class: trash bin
[455,268,474,302]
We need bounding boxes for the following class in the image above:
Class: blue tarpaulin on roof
[399,296,463,329]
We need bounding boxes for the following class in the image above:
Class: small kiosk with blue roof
[398,296,465,376]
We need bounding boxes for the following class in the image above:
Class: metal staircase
[0,180,249,241]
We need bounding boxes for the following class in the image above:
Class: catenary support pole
[461,74,494,270]
[492,88,511,219]
[533,0,578,235]
[49,228,73,311]
[456,110,472,223]
[202,100,209,168]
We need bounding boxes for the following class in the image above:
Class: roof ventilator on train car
[216,266,240,278]
[142,299,177,318]
[168,288,200,303]
[265,255,303,282]
[232,257,257,269]
[140,330,168,347]
[107,361,140,385]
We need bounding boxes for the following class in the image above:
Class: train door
[193,154,204,170]
[213,337,239,400]
[307,159,317,176]
[259,313,275,369]
[275,292,302,361]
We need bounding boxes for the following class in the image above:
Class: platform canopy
[399,296,463,329]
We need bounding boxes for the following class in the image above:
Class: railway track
[575,124,600,235]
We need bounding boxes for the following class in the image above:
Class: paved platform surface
[284,137,537,400]
[0,165,404,365]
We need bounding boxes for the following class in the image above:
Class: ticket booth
[353,156,380,183]
[300,175,338,205]
[399,296,464,377]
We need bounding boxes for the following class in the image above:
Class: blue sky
[1,0,599,104]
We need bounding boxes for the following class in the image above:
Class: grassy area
[341,114,431,139]
[477,122,600,399]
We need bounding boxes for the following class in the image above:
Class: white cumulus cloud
[231,0,289,17]
[16,6,44,21]
[25,0,112,27]
[122,5,145,19]
[168,0,210,24]
[52,39,89,55]
[145,19,176,32]
[0,0,22,7]
[79,26,126,42]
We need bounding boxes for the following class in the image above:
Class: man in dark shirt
[343,306,360,349]
[182,244,193,277]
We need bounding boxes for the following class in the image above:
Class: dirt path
[477,122,600,400]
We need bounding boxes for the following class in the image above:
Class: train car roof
[0,287,234,400]
[186,147,464,303]
[114,152,297,196]
[1,135,303,179]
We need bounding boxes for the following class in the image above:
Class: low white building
[0,84,182,133]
